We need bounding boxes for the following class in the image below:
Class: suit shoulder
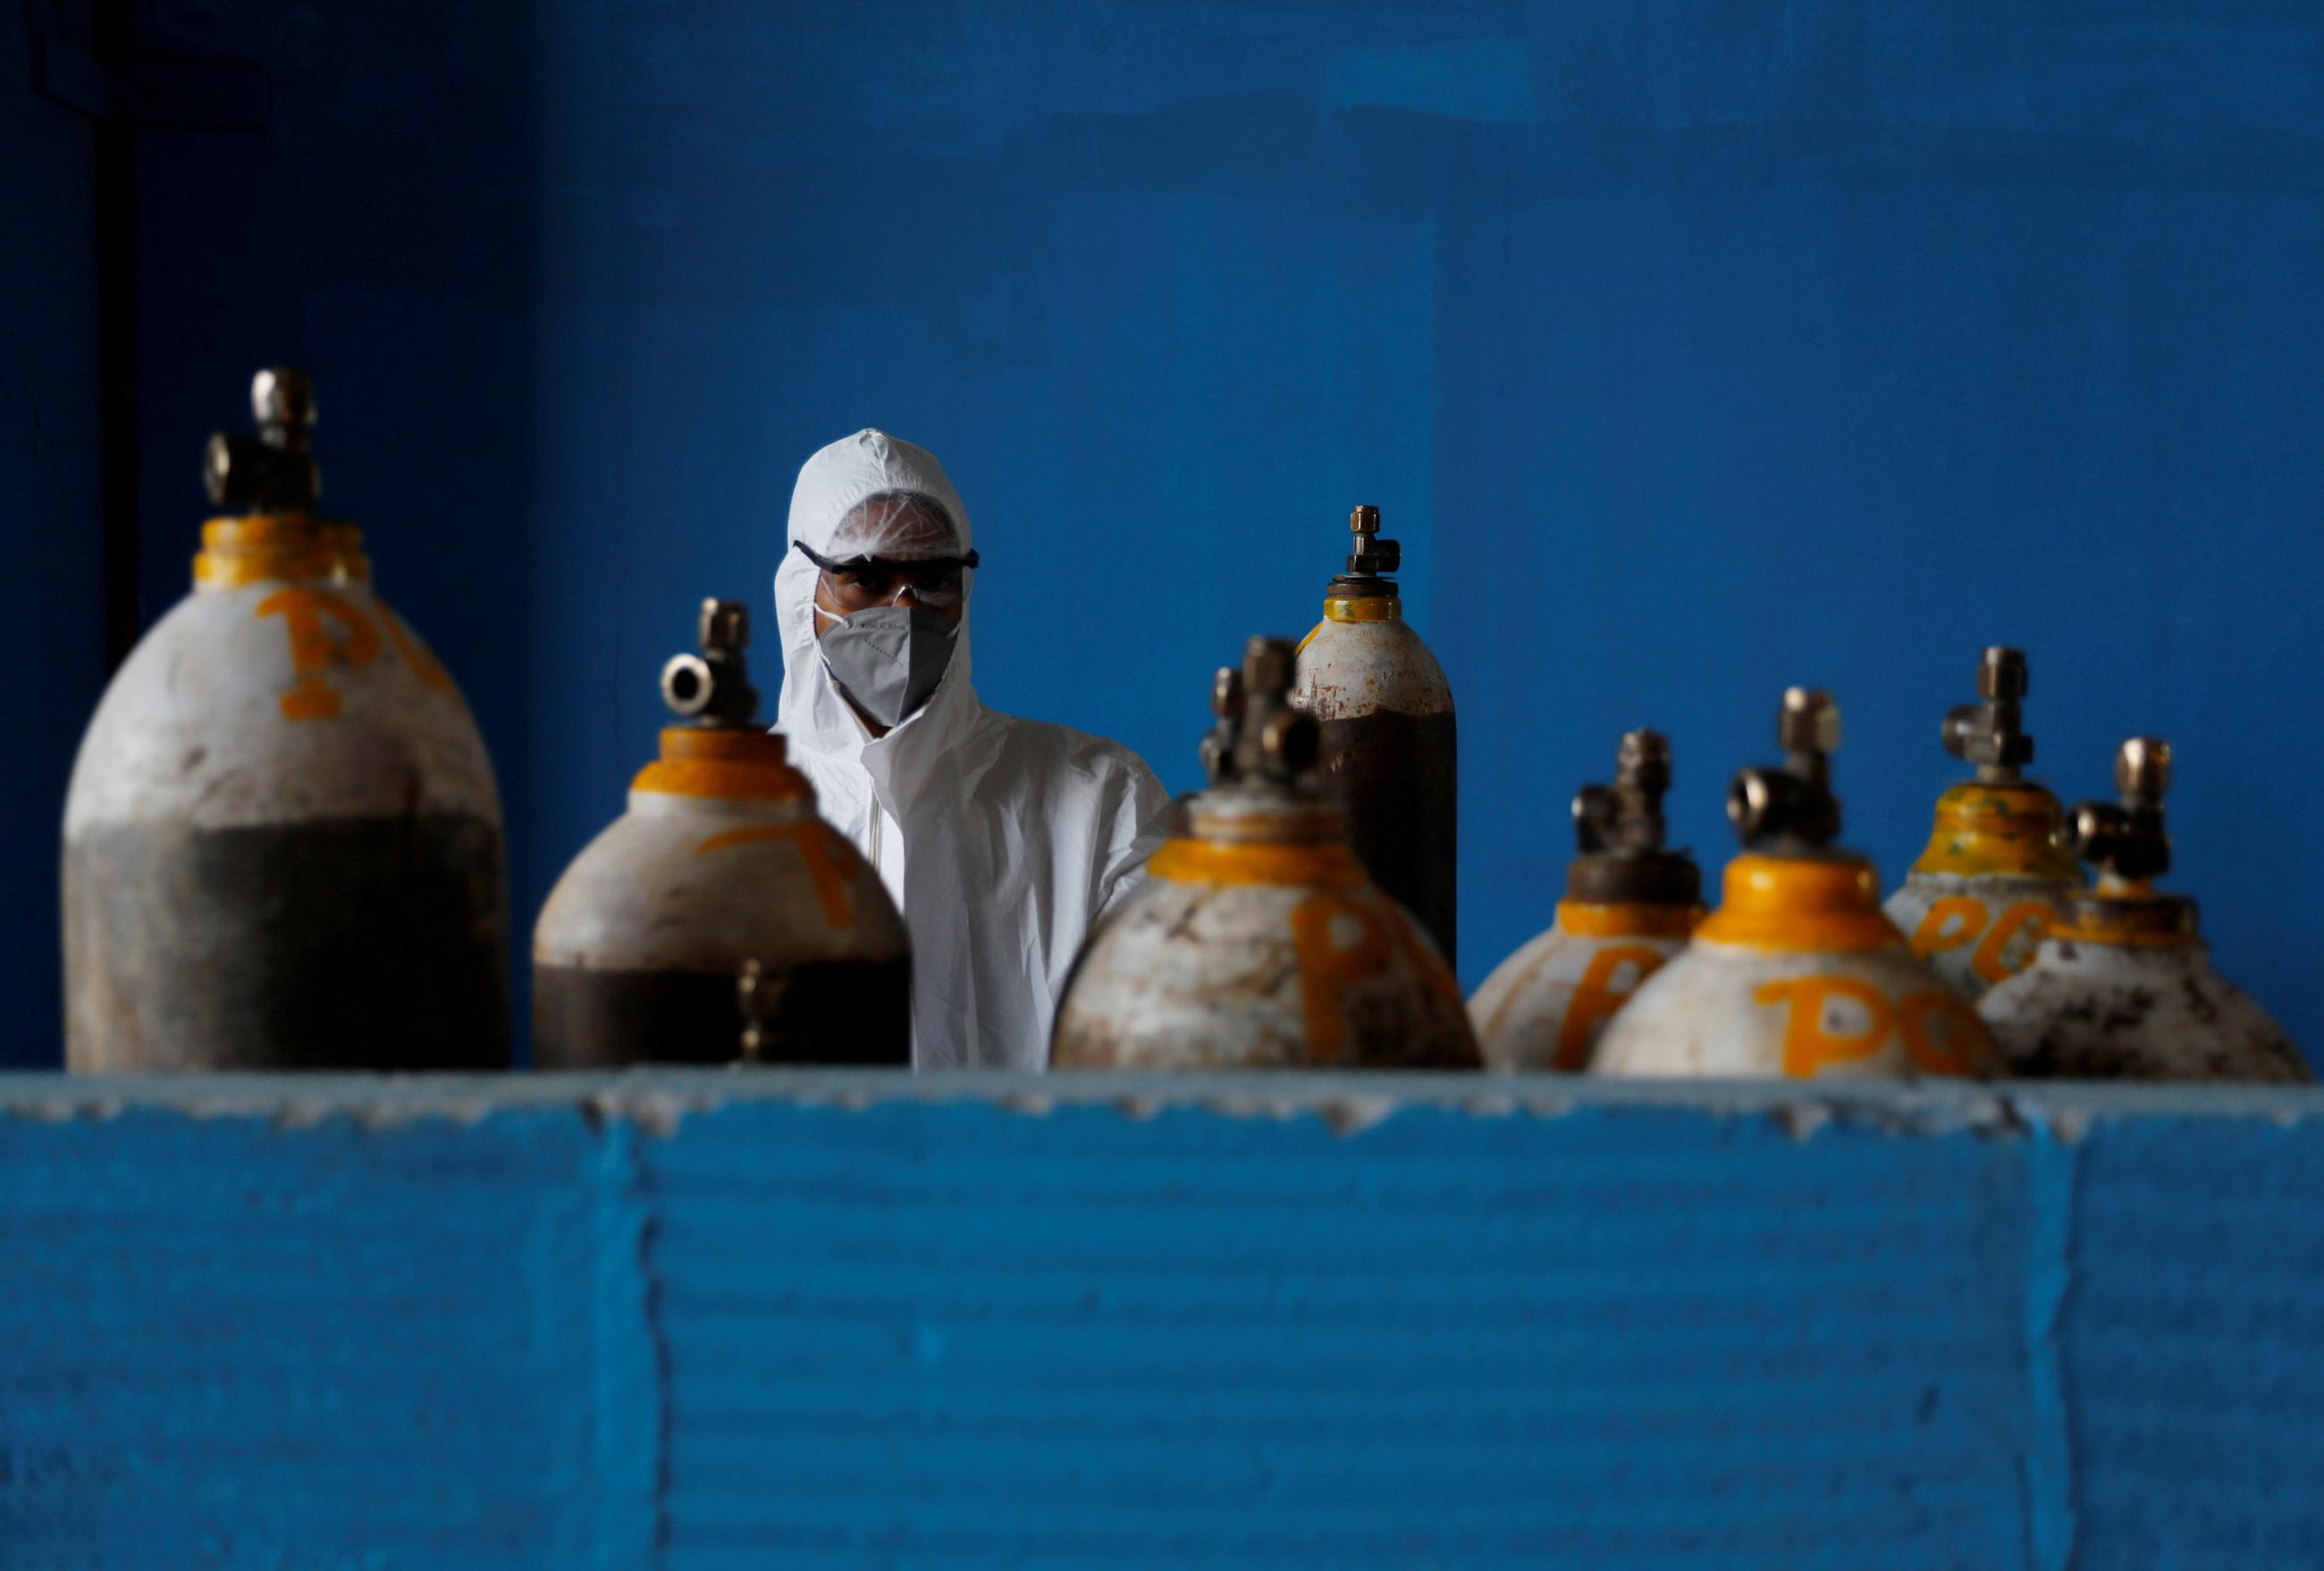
[984,713,1163,792]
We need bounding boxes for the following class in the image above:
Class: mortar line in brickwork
[2022,1128,2082,1571]
[634,1124,678,1563]
[591,1114,674,1568]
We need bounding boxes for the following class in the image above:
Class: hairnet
[825,491,964,563]
[785,429,973,560]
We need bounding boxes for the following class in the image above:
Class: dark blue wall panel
[1,7,105,1063]
[103,1,2324,1061]
[4,1072,2322,1567]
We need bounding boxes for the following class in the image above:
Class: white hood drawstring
[775,430,1171,1070]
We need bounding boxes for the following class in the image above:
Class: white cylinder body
[534,781,909,1066]
[1884,871,2072,1002]
[1979,937,2309,1082]
[1053,840,1478,1071]
[1593,937,1996,1080]
[63,568,508,1070]
[1470,913,1690,1072]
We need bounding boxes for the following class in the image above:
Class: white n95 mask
[819,605,959,729]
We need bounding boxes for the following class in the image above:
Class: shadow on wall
[2,4,105,1066]
[121,0,551,1061]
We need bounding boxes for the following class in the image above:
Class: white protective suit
[774,430,1172,1070]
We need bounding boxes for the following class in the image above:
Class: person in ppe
[773,428,1173,1070]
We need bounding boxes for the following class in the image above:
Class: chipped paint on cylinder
[1469,903,1695,1071]
[63,516,509,1071]
[1051,802,1478,1071]
[1884,781,2080,1001]
[1975,734,2310,1082]
[533,728,909,1066]
[1291,604,1457,964]
[1979,936,2309,1082]
[1595,854,1999,1080]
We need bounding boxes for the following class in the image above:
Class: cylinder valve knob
[1941,646,2034,780]
[204,365,322,513]
[661,598,760,727]
[2066,736,2173,882]
[1728,687,1843,850]
[1343,503,1401,578]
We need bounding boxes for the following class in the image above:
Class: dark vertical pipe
[91,0,139,669]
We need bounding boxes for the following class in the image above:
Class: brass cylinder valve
[204,366,322,514]
[2066,737,2173,884]
[1569,729,1700,905]
[661,599,761,728]
[1199,665,1245,786]
[1344,503,1400,578]
[1219,636,1319,787]
[1728,688,1843,851]
[1326,503,1402,596]
[1575,729,1671,856]
[1941,646,2034,782]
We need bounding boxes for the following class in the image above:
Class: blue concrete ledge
[5,1071,2322,1569]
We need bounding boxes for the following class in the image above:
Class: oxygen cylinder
[62,369,509,1071]
[1291,505,1457,965]
[1052,636,1478,1071]
[533,600,910,1067]
[1883,648,2080,1000]
[1979,739,2308,1082]
[1593,689,1999,1080]
[1469,730,1702,1071]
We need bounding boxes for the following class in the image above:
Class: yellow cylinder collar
[1909,780,2080,880]
[1695,853,1904,953]
[1148,836,1367,889]
[1554,900,1701,939]
[633,727,813,802]
[1323,594,1401,624]
[194,513,372,589]
[2052,878,2197,948]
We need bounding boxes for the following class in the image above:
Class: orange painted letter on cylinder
[1909,896,1987,962]
[1754,976,1896,1078]
[1291,894,1395,1065]
[1554,945,1669,1071]
[256,588,383,721]
[1969,901,2052,985]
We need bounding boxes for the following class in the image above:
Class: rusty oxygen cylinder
[533,599,910,1066]
[1469,731,1703,1071]
[1291,505,1457,965]
[1979,739,2308,1081]
[1883,648,2081,1001]
[1593,689,1999,1080]
[63,368,509,1070]
[1051,636,1478,1071]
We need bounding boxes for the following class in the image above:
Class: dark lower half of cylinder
[1315,710,1458,965]
[533,955,912,1069]
[64,812,509,1071]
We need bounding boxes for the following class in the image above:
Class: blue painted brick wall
[4,1073,2320,1568]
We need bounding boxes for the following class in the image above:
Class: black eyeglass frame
[793,540,982,576]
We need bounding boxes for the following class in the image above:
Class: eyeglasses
[794,540,981,612]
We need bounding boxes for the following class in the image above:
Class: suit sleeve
[1090,752,1175,923]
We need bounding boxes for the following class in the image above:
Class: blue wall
[59,1,2324,1057]
[1,5,105,1066]
[6,1070,2324,1567]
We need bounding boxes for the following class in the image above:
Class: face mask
[818,605,959,730]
